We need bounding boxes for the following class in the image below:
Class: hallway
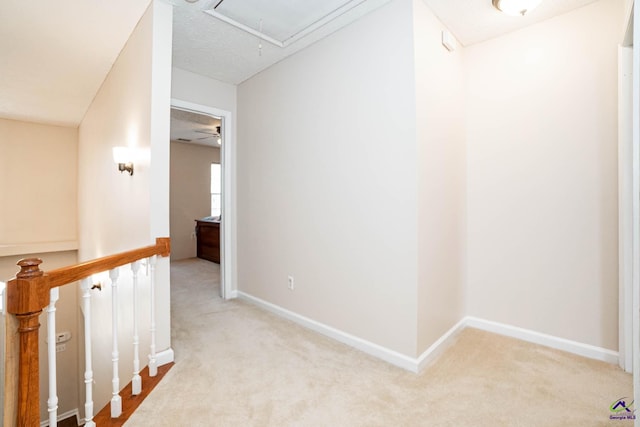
[123,258,633,426]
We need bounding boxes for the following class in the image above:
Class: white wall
[413,0,466,353]
[148,0,173,365]
[170,142,220,260]
[237,0,419,356]
[465,0,623,350]
[172,68,237,115]
[169,0,623,363]
[77,0,172,416]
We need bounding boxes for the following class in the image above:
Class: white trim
[155,347,175,366]
[632,4,640,426]
[203,0,369,48]
[39,408,80,427]
[0,281,5,315]
[416,318,467,372]
[170,98,236,301]
[622,0,634,47]
[619,44,634,373]
[237,291,421,372]
[236,292,622,373]
[203,10,284,48]
[0,241,78,257]
[465,317,619,364]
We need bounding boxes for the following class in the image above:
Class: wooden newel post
[6,258,50,427]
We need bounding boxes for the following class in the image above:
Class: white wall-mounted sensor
[442,30,456,52]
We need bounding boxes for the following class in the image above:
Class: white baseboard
[464,316,619,364]
[416,318,467,372]
[237,291,421,372]
[40,408,80,427]
[228,289,238,299]
[235,292,620,373]
[156,348,175,366]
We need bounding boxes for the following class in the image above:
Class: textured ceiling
[172,0,604,85]
[1,0,609,127]
[0,0,152,126]
[213,0,363,43]
[170,0,391,84]
[171,108,222,147]
[421,0,601,46]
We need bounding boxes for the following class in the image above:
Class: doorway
[619,2,638,421]
[169,99,235,300]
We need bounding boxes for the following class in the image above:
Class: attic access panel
[205,0,368,47]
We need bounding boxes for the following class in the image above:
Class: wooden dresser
[195,218,220,263]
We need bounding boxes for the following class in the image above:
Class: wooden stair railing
[4,237,170,427]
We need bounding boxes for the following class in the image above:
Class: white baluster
[47,287,59,427]
[110,268,122,418]
[80,278,96,427]
[148,255,158,377]
[131,260,142,395]
[0,281,6,315]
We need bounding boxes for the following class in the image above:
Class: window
[211,163,221,218]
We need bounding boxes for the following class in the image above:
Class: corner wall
[465,0,623,350]
[413,0,466,353]
[237,0,419,356]
[77,0,172,415]
[174,0,622,367]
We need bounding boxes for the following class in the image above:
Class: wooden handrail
[48,237,170,289]
[4,237,170,427]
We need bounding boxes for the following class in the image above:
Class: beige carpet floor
[124,258,633,427]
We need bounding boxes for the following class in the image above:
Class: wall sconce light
[492,0,542,16]
[112,146,134,176]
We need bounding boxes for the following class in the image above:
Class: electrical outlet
[56,344,66,353]
[56,331,71,343]
[288,276,294,290]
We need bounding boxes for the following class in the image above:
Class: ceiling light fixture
[492,0,542,16]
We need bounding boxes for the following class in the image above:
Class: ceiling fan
[194,126,222,144]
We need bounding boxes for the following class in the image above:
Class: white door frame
[632,2,640,423]
[171,98,236,300]
[625,2,640,425]
[619,44,633,373]
[620,5,638,425]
